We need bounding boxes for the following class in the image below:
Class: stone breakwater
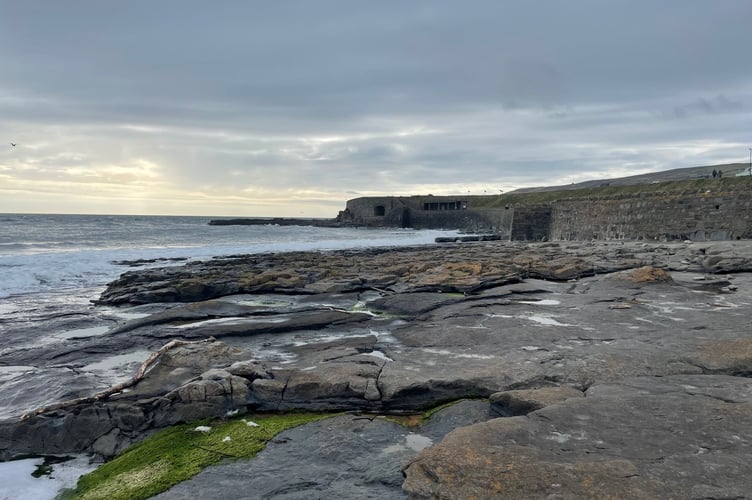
[3,240,752,497]
[207,217,343,227]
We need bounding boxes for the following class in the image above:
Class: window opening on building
[422,201,467,211]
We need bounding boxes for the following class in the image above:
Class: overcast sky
[1,1,751,216]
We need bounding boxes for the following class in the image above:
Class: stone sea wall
[408,208,512,235]
[549,190,752,241]
[345,178,752,242]
[509,205,551,241]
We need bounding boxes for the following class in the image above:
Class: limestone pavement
[2,240,752,498]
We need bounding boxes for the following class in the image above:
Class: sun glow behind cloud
[1,1,751,216]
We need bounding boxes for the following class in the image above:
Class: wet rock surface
[3,240,752,497]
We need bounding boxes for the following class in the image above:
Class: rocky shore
[3,240,752,497]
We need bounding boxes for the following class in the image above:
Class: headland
[211,162,752,243]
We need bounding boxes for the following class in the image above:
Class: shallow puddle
[405,433,433,451]
[422,348,495,360]
[0,455,97,500]
[254,348,297,365]
[527,315,573,327]
[168,316,290,329]
[110,311,151,320]
[291,333,373,347]
[219,295,299,308]
[54,325,111,340]
[518,299,561,306]
[82,350,152,372]
[382,433,433,454]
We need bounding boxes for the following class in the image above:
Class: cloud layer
[2,1,751,216]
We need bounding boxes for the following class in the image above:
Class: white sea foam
[54,326,111,340]
[363,350,394,362]
[0,365,37,375]
[0,303,16,315]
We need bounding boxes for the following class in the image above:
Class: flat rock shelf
[3,240,752,498]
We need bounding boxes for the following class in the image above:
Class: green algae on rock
[59,413,336,500]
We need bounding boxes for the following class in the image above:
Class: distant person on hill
[712,169,718,178]
[718,169,723,178]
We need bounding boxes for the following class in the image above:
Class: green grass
[467,176,752,209]
[60,413,335,500]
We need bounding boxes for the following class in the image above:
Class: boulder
[152,369,251,426]
[608,265,673,283]
[700,242,752,273]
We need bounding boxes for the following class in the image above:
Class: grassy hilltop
[468,163,752,208]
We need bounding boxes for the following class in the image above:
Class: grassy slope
[468,176,752,209]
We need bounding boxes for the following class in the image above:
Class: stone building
[339,195,515,238]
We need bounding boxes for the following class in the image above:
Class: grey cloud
[670,94,747,119]
[4,1,747,118]
[2,1,752,215]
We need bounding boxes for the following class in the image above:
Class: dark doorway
[401,208,411,228]
[374,205,386,216]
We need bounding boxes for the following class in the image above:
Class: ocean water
[0,213,458,299]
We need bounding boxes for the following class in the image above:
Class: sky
[1,1,751,217]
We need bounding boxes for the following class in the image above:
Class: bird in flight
[10,143,16,147]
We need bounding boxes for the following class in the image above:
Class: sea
[0,213,459,299]
[0,213,458,498]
